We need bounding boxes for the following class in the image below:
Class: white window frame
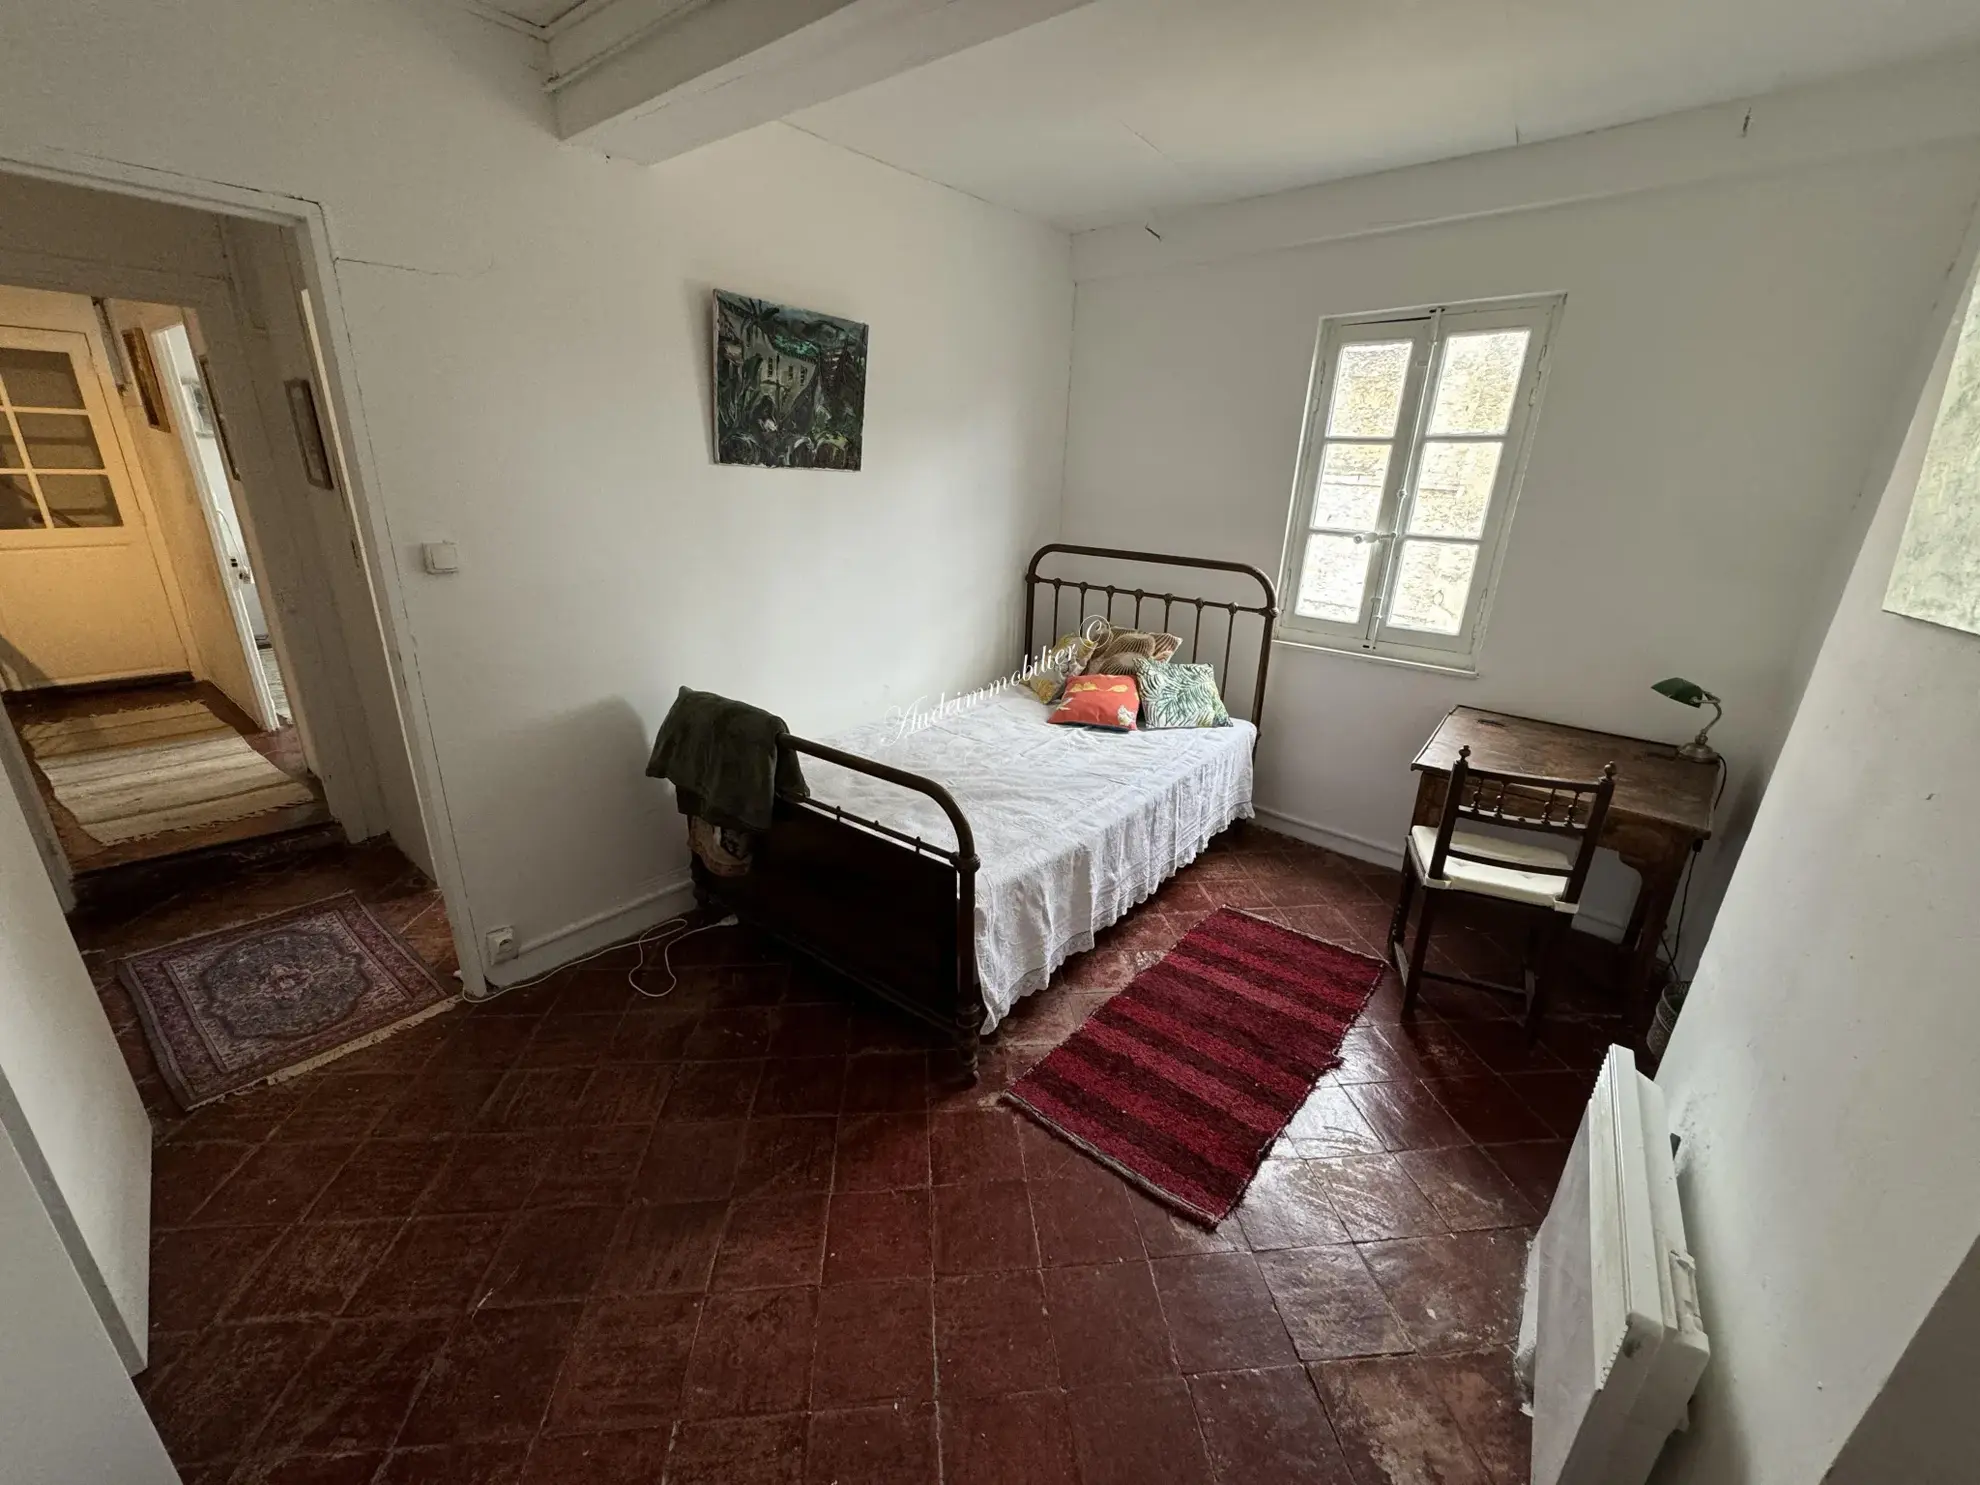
[1275,294,1563,672]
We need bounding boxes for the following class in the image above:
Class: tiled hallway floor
[108,825,1618,1485]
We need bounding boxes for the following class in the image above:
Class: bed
[691,543,1277,1078]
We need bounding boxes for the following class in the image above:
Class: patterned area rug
[1005,907,1383,1225]
[118,892,456,1110]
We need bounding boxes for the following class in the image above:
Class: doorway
[0,285,330,882]
[0,167,448,893]
[0,165,471,1397]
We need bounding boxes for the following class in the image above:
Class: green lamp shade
[1653,677,1716,708]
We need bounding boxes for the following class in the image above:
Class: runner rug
[1005,907,1384,1225]
[31,720,314,845]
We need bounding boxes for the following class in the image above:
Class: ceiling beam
[548,0,1096,163]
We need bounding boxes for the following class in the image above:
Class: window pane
[1294,532,1372,623]
[17,412,104,469]
[0,422,18,467]
[1326,340,1411,438]
[1387,540,1477,634]
[1427,329,1528,435]
[38,474,121,528]
[0,348,85,409]
[1312,441,1389,530]
[0,474,42,528]
[1408,440,1502,538]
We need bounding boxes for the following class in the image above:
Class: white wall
[1651,245,1980,1485]
[1823,1235,1980,1485]
[1061,76,1980,938]
[0,768,152,1371]
[0,0,1072,975]
[0,1119,175,1485]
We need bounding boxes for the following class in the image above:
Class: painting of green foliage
[712,291,868,470]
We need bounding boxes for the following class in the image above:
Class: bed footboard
[691,737,984,1079]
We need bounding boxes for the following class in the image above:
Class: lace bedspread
[809,689,1255,1030]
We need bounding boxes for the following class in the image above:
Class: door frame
[150,319,281,731]
[0,146,483,997]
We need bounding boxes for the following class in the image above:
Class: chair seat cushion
[1408,825,1579,911]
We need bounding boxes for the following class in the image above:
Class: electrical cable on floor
[628,915,741,999]
[465,912,741,1003]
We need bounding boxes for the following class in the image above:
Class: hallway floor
[112,826,1614,1485]
[6,676,328,876]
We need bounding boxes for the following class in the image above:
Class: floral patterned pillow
[1048,675,1140,731]
[1138,662,1231,729]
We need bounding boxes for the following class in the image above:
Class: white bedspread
[810,689,1255,1031]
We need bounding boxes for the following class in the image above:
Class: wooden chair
[1388,745,1616,1035]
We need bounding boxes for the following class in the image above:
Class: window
[1277,296,1560,670]
[0,344,123,530]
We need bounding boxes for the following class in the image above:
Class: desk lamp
[1653,678,1722,764]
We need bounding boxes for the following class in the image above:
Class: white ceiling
[788,0,1980,231]
[480,0,586,27]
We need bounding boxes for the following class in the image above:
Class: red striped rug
[1005,907,1384,1225]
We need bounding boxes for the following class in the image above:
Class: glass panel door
[0,343,123,530]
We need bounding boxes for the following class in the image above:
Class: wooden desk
[1408,706,1717,1034]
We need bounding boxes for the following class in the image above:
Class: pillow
[1022,631,1095,703]
[1081,622,1182,678]
[1139,661,1231,729]
[1048,674,1140,731]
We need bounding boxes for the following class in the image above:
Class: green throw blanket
[646,686,809,833]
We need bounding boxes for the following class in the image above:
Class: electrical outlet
[484,926,517,965]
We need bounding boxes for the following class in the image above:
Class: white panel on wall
[0,746,152,1371]
[0,1122,176,1484]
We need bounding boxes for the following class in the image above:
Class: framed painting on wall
[712,291,868,470]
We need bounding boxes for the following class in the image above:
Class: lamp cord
[1660,754,1728,976]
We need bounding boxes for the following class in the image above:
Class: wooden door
[0,327,188,689]
[149,315,277,728]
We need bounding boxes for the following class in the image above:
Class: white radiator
[1520,1046,1710,1485]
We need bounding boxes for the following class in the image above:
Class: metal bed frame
[691,543,1278,1078]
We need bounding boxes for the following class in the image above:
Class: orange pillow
[1049,674,1140,731]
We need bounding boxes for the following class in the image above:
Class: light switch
[421,541,460,575]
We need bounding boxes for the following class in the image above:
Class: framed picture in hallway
[122,327,168,428]
[285,378,336,490]
[712,290,868,470]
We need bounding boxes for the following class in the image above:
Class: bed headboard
[1023,544,1279,731]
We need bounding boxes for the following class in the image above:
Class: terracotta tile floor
[98,824,1623,1485]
